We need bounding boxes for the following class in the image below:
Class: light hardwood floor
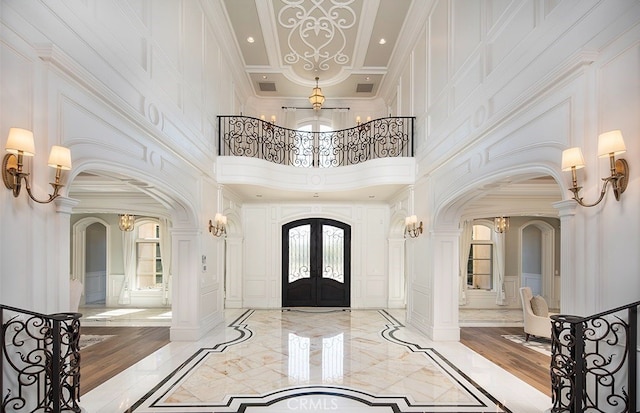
[80,326,170,395]
[460,326,551,396]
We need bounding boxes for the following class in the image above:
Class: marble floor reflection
[80,309,550,413]
[79,306,172,327]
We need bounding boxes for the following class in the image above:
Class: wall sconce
[405,185,423,238]
[561,130,629,207]
[260,115,275,131]
[2,127,72,204]
[209,185,227,237]
[209,213,227,237]
[405,215,423,238]
[118,214,135,231]
[356,116,371,132]
[494,216,509,233]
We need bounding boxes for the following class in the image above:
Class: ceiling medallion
[279,0,356,72]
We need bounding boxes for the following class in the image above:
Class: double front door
[282,219,351,307]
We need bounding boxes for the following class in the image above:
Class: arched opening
[67,168,197,329]
[72,217,110,307]
[520,220,558,308]
[431,172,563,327]
[84,222,107,305]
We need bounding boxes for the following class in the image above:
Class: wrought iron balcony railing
[550,301,638,413]
[218,116,414,168]
[1,304,81,413]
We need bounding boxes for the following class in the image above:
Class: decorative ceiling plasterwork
[222,0,415,98]
[279,0,357,79]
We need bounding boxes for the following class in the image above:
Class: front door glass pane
[288,224,311,283]
[322,225,344,283]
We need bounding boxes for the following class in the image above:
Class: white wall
[2,0,638,345]
[0,0,245,340]
[387,0,640,340]
[239,203,392,309]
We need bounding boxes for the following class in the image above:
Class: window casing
[467,224,494,290]
[135,221,163,290]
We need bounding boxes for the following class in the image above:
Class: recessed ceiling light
[365,76,371,81]
[262,75,268,79]
[379,38,386,45]
[247,36,255,43]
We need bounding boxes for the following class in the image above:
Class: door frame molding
[518,220,556,306]
[72,217,110,306]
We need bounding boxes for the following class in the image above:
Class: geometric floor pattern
[127,309,511,412]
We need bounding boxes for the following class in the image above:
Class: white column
[170,227,203,341]
[53,196,79,313]
[387,237,406,308]
[429,226,461,341]
[553,200,578,315]
[225,234,244,308]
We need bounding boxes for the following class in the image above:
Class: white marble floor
[79,308,551,413]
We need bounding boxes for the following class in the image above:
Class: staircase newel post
[572,321,585,413]
[51,318,62,413]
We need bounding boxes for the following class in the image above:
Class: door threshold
[282,307,351,313]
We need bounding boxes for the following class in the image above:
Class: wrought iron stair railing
[217,115,414,168]
[1,304,82,413]
[550,301,639,413]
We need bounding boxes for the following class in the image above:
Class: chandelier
[118,214,135,231]
[494,216,510,233]
[308,77,325,110]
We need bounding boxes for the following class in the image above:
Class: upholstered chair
[519,286,552,341]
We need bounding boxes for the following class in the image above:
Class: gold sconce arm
[404,215,423,238]
[405,222,423,238]
[562,130,629,208]
[3,129,71,204]
[2,153,65,204]
[567,157,628,208]
[209,212,227,237]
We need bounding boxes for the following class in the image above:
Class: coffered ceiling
[221,0,414,100]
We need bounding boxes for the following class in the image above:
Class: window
[295,123,334,167]
[467,224,493,290]
[135,221,163,290]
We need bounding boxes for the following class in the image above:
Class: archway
[72,217,110,307]
[424,169,564,338]
[520,220,557,308]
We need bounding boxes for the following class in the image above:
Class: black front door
[282,218,350,307]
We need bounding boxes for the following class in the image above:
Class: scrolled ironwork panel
[551,315,581,412]
[288,224,311,283]
[322,225,344,283]
[218,116,414,167]
[1,306,81,413]
[551,303,639,413]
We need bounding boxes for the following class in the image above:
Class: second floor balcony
[216,115,416,199]
[218,116,414,168]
